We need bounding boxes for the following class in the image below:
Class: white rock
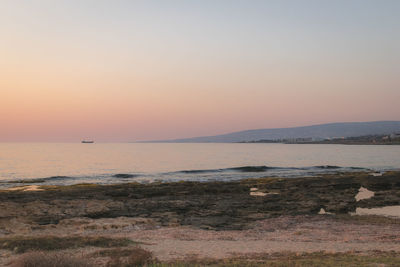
[355,187,375,202]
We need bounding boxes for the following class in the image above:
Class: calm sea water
[0,143,399,188]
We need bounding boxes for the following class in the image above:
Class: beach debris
[249,187,278,197]
[369,172,383,177]
[355,187,375,202]
[250,191,268,196]
[318,208,333,215]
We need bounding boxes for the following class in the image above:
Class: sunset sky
[1,0,399,142]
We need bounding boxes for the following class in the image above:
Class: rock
[0,172,399,230]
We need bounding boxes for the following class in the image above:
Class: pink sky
[1,1,399,142]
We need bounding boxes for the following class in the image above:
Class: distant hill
[148,121,400,143]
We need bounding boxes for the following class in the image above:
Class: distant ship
[81,140,94,143]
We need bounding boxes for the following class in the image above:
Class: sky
[0,0,399,142]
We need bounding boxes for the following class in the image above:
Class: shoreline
[0,165,392,190]
[1,171,400,265]
[2,171,400,228]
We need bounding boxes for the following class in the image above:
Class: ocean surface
[0,143,399,188]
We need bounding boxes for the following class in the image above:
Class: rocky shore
[1,171,400,266]
[1,171,400,230]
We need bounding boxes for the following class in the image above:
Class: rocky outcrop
[0,172,399,230]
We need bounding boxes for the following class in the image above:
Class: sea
[0,143,399,188]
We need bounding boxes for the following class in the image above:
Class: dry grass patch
[223,251,400,267]
[147,251,400,267]
[11,251,93,267]
[8,250,400,267]
[95,247,155,267]
[0,235,134,253]
[335,214,400,225]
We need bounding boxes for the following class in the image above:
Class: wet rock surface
[0,172,399,230]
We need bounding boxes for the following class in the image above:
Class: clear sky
[1,0,399,142]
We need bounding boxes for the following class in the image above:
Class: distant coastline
[144,121,400,143]
[240,134,400,145]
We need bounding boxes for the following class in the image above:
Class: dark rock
[1,171,400,230]
[113,174,137,178]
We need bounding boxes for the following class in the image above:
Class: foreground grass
[13,249,400,267]
[144,251,400,267]
[0,235,135,253]
[334,214,400,226]
[91,249,400,267]
[11,251,92,267]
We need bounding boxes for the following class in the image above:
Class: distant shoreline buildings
[241,133,400,145]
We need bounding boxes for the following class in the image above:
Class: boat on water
[81,140,94,143]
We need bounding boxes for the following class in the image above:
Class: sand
[354,206,400,218]
[124,215,400,260]
[6,215,398,261]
